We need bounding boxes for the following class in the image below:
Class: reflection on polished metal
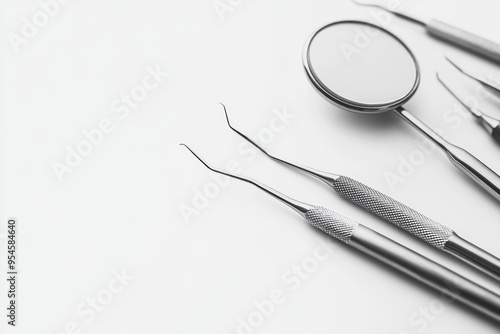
[181,144,500,322]
[221,104,500,281]
[437,72,500,142]
[303,20,500,202]
[352,0,500,63]
[304,21,420,113]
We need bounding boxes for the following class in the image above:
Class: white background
[1,0,500,333]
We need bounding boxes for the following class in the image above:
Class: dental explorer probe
[180,144,500,322]
[437,72,500,142]
[445,57,500,97]
[219,105,500,281]
[351,0,500,63]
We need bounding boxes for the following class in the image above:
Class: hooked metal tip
[180,143,223,176]
[436,71,465,105]
[445,56,466,75]
[180,143,312,216]
[445,56,500,97]
[351,0,384,10]
[220,103,272,159]
[350,0,425,25]
[220,105,339,186]
[435,71,444,84]
[436,72,481,118]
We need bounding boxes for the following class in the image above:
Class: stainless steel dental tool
[303,20,500,202]
[352,0,500,63]
[437,72,500,142]
[445,56,500,98]
[180,144,500,322]
[220,104,500,281]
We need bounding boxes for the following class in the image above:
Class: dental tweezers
[220,105,500,281]
[181,144,500,322]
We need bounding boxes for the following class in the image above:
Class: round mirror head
[303,20,420,113]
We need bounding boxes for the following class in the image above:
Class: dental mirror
[303,20,500,201]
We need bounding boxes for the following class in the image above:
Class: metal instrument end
[351,0,388,11]
[444,56,467,75]
[220,105,340,187]
[436,71,482,118]
[220,102,268,158]
[351,0,425,25]
[180,143,313,217]
[437,71,500,133]
[445,56,500,97]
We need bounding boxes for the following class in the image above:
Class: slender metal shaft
[350,226,500,322]
[351,0,426,25]
[219,103,340,187]
[445,234,500,279]
[437,71,500,141]
[181,144,500,322]
[446,57,500,97]
[395,106,500,202]
[220,105,500,281]
[180,144,312,216]
[352,1,500,63]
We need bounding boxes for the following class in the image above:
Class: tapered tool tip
[180,142,313,216]
[435,71,447,86]
[180,143,215,172]
[445,56,464,73]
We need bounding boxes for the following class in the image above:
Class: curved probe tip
[180,142,312,215]
[220,104,269,157]
[180,143,218,174]
[436,72,448,88]
[219,105,338,186]
[445,56,465,74]
[351,0,371,6]
[219,103,233,129]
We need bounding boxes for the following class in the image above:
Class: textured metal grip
[306,206,358,244]
[426,19,500,63]
[332,176,453,249]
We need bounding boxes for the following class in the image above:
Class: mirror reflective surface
[304,21,419,112]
